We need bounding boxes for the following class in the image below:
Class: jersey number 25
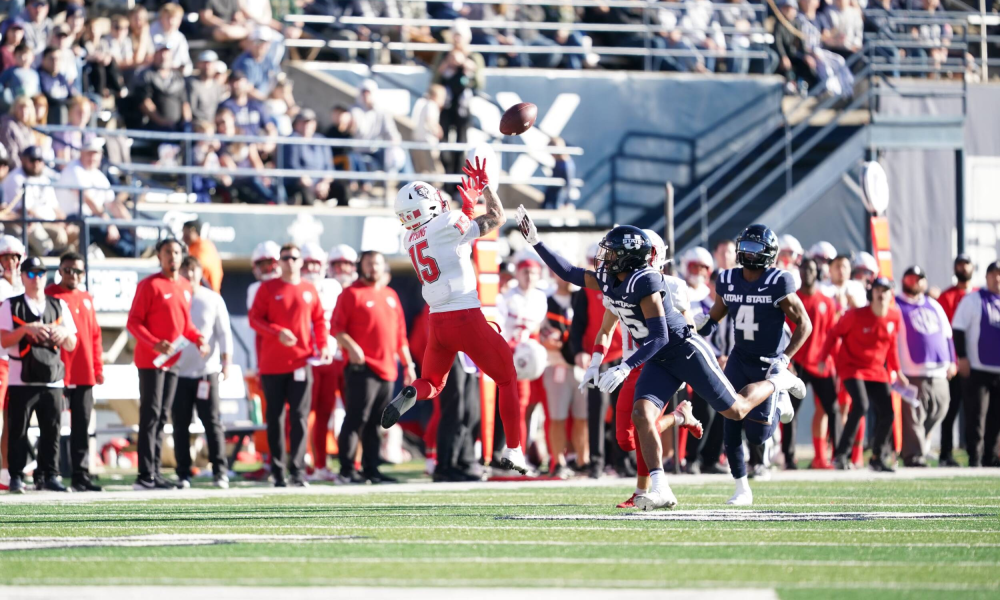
[409,240,442,284]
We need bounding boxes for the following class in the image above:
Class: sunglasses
[25,271,45,279]
[279,255,301,262]
[61,267,84,276]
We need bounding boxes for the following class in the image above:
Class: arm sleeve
[954,330,967,359]
[126,281,160,348]
[216,295,234,358]
[312,288,329,352]
[624,315,668,370]
[248,287,282,337]
[569,290,589,356]
[534,240,587,288]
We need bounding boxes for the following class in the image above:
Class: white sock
[672,409,686,427]
[734,475,751,495]
[649,469,664,494]
[634,486,647,495]
[0,469,8,485]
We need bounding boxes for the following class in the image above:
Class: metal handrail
[396,0,767,10]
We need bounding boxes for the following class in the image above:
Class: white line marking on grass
[506,510,986,522]
[0,586,779,600]
[0,535,365,551]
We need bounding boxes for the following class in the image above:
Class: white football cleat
[726,489,753,506]
[500,447,529,475]
[768,369,806,400]
[777,390,794,424]
[634,487,678,511]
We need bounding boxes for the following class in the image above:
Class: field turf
[1,471,999,599]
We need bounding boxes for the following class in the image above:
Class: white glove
[694,312,711,331]
[516,205,539,245]
[760,354,791,378]
[579,352,604,391]
[598,363,631,394]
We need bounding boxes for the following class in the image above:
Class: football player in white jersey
[380,158,529,474]
[327,244,358,288]
[581,230,703,508]
[0,234,24,490]
[300,243,344,481]
[247,241,282,311]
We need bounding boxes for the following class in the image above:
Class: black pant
[173,376,228,478]
[587,361,621,470]
[65,386,94,477]
[837,379,894,463]
[437,358,480,473]
[261,369,313,479]
[965,369,1000,467]
[792,370,841,460]
[941,375,966,458]
[7,386,62,479]
[338,364,392,476]
[137,369,179,481]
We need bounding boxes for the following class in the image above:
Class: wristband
[594,344,609,357]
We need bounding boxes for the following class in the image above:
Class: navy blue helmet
[735,224,779,270]
[596,225,651,277]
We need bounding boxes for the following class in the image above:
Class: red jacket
[45,284,103,386]
[248,278,328,375]
[820,305,902,383]
[791,289,838,378]
[330,281,407,382]
[127,273,201,370]
[938,285,975,323]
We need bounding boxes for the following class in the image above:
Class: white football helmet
[852,251,879,275]
[0,234,26,257]
[778,234,804,257]
[251,240,281,281]
[682,246,714,276]
[300,242,327,265]
[395,181,448,231]
[642,229,669,271]
[513,339,547,381]
[807,241,838,262]
[328,244,358,265]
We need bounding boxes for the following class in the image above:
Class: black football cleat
[381,386,417,429]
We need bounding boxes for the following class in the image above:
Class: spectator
[126,238,207,491]
[432,32,483,175]
[232,27,279,101]
[51,95,91,164]
[910,0,952,73]
[2,255,77,494]
[215,106,274,204]
[937,254,975,467]
[324,104,355,169]
[189,119,220,203]
[465,3,508,68]
[332,250,414,485]
[350,79,404,173]
[44,251,102,492]
[541,275,585,479]
[411,84,445,147]
[186,51,223,125]
[542,137,577,210]
[282,109,336,206]
[220,70,275,138]
[826,253,867,312]
[896,265,956,468]
[0,21,24,72]
[865,0,902,77]
[182,220,223,293]
[0,96,38,168]
[713,239,737,272]
[48,25,79,86]
[79,16,125,100]
[680,0,726,73]
[502,5,567,69]
[126,5,154,73]
[773,0,819,93]
[56,137,134,256]
[249,243,332,487]
[241,0,303,40]
[12,0,51,57]
[37,45,77,124]
[823,0,864,57]
[196,0,252,43]
[792,258,840,469]
[718,0,757,74]
[137,41,190,132]
[64,5,86,43]
[101,14,143,77]
[0,44,39,110]
[821,277,907,472]
[266,78,297,136]
[149,3,192,77]
[1,145,68,255]
[173,255,233,489]
[951,261,1000,468]
[542,2,588,70]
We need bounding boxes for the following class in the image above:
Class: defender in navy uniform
[516,207,805,510]
[697,224,812,506]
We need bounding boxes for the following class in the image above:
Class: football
[499,102,537,136]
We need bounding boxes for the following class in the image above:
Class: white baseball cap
[251,240,280,263]
[0,234,25,256]
[300,242,327,264]
[328,244,358,264]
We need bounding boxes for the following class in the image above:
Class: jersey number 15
[409,240,442,284]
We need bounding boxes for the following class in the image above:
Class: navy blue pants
[633,336,738,413]
[722,351,781,479]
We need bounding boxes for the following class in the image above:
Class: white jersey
[404,210,482,314]
[620,274,690,360]
[497,285,548,344]
[247,280,262,312]
[821,279,868,312]
[310,276,342,357]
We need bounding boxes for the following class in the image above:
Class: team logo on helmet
[414,185,431,199]
[623,234,643,250]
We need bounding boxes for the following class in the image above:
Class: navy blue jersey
[595,267,689,352]
[716,267,794,359]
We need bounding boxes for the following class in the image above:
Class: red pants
[311,359,345,468]
[614,365,668,477]
[414,309,522,449]
[0,359,8,465]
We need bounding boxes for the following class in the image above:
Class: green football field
[1,471,999,599]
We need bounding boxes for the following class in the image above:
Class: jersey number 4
[734,305,759,341]
[408,240,442,284]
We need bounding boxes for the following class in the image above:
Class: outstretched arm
[474,186,506,236]
[516,205,600,291]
